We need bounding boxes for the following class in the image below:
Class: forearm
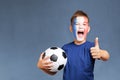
[100,50,110,61]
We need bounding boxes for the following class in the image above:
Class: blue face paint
[72,18,77,39]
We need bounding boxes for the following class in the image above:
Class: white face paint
[72,16,90,42]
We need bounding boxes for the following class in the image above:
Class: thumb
[95,37,99,48]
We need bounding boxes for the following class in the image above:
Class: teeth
[77,29,84,34]
[79,29,84,31]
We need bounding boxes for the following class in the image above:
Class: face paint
[72,16,90,42]
[72,18,77,40]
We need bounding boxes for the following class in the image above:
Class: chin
[76,37,84,41]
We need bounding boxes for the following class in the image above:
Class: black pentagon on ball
[42,52,46,59]
[62,52,67,59]
[50,54,58,62]
[58,64,64,70]
[50,47,58,50]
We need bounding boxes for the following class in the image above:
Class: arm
[37,53,57,75]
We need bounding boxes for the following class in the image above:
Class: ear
[87,26,91,33]
[69,25,73,32]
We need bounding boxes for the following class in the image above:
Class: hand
[37,53,57,75]
[37,52,53,71]
[90,37,102,59]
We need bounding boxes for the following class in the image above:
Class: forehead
[74,16,88,23]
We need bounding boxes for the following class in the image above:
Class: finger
[91,53,99,58]
[91,50,96,54]
[95,37,99,48]
[43,62,53,69]
[44,61,53,65]
[44,56,50,61]
[90,47,97,53]
[93,56,98,59]
[91,52,98,56]
[90,47,96,51]
[39,52,44,60]
[91,49,99,53]
[46,68,52,71]
[43,65,52,70]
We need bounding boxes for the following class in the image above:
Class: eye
[76,23,79,25]
[74,22,79,25]
[83,23,86,25]
[83,22,89,26]
[73,22,79,26]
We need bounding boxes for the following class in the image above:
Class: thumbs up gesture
[90,37,101,59]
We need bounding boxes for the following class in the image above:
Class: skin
[37,16,110,75]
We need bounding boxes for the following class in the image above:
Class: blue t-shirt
[62,41,95,80]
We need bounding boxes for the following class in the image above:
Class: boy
[37,10,110,80]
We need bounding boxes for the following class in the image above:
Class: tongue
[77,32,84,37]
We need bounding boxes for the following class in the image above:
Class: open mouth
[77,31,84,35]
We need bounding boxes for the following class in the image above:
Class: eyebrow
[84,22,88,23]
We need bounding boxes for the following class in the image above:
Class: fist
[90,37,101,59]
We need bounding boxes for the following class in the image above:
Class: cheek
[72,19,78,32]
[72,25,77,37]
[73,25,77,33]
[84,28,89,34]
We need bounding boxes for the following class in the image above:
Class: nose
[78,25,84,29]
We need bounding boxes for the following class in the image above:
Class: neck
[74,39,86,45]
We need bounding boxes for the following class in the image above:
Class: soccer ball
[42,47,67,72]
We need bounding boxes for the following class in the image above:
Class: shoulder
[62,42,74,50]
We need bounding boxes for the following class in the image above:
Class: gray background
[0,0,120,80]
